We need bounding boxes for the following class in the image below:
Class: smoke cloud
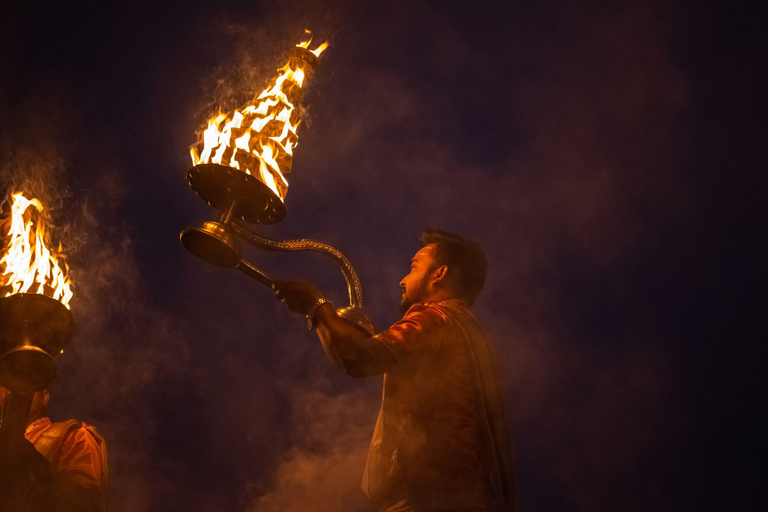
[243,2,689,510]
[246,383,376,512]
[0,106,190,510]
[0,0,717,511]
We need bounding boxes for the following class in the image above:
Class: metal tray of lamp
[0,293,74,392]
[187,164,286,224]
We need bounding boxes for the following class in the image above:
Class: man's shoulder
[381,299,475,344]
[38,419,105,447]
[405,298,472,316]
[40,419,81,435]
[403,299,475,325]
[395,302,452,333]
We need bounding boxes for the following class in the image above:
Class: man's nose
[399,278,406,288]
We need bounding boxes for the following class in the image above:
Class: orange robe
[365,299,515,511]
[24,417,108,503]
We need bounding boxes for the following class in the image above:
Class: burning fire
[190,31,329,202]
[0,192,73,308]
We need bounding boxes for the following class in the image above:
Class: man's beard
[400,273,430,315]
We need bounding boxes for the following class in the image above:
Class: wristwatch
[306,297,333,330]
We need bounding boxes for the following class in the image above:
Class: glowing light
[190,31,328,202]
[0,192,73,308]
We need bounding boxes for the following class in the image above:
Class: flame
[190,31,329,202]
[0,192,73,308]
[296,30,329,57]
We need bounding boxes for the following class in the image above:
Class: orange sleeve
[56,425,105,490]
[374,304,450,368]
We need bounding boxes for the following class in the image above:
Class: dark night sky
[1,1,765,511]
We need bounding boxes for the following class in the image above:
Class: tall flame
[0,192,73,308]
[190,31,329,202]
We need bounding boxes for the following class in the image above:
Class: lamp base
[187,164,286,224]
[0,294,73,393]
[180,221,241,269]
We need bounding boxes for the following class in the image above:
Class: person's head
[399,228,487,313]
[0,386,50,424]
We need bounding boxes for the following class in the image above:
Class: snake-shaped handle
[230,221,364,309]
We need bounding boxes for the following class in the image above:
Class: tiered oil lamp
[180,33,374,335]
[0,193,74,439]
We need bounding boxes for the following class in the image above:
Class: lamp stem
[236,261,275,288]
[216,199,238,225]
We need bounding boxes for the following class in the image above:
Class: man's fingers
[272,279,321,315]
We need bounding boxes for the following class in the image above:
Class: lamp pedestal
[0,294,73,439]
[180,164,375,335]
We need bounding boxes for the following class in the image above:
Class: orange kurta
[25,417,107,494]
[364,299,514,511]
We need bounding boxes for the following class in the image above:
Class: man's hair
[419,228,487,304]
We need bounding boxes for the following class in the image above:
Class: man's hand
[273,279,325,316]
[273,279,396,377]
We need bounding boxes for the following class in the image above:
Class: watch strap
[306,297,333,330]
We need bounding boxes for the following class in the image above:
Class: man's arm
[273,279,397,378]
[314,303,396,377]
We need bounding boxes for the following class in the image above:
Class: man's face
[399,244,438,314]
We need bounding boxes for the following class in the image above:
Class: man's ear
[432,265,449,285]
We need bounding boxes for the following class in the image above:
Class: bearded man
[274,228,515,512]
[0,386,107,512]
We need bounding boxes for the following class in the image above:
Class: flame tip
[1,192,73,307]
[190,34,329,202]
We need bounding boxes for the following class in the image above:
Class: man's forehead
[412,244,436,262]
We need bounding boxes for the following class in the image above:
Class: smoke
[166,0,694,510]
[253,2,690,511]
[1,0,706,510]
[246,382,376,512]
[189,3,348,136]
[0,111,190,510]
[52,178,190,511]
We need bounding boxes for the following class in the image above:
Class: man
[0,386,107,512]
[275,228,515,511]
